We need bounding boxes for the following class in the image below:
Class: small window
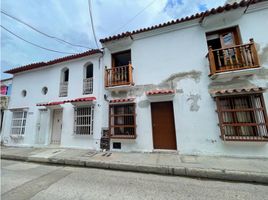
[11,110,27,135]
[42,87,48,95]
[83,64,93,94]
[63,69,69,82]
[216,94,268,141]
[85,64,93,79]
[74,106,94,135]
[109,103,136,138]
[59,68,69,97]
[113,142,121,149]
[21,90,27,97]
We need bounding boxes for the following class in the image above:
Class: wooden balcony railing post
[208,46,216,75]
[128,62,133,85]
[105,66,108,87]
[249,38,260,67]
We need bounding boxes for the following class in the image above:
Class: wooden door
[36,109,48,144]
[51,109,63,144]
[151,102,177,150]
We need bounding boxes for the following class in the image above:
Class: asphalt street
[1,159,267,200]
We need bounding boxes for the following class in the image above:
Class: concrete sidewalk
[1,146,268,184]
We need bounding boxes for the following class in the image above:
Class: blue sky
[1,0,226,79]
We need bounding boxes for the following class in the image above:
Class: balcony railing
[59,82,68,97]
[207,38,260,76]
[105,64,133,87]
[83,77,93,94]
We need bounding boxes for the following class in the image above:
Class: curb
[2,154,268,184]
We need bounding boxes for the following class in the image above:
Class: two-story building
[2,0,268,157]
[100,0,268,157]
[1,50,104,149]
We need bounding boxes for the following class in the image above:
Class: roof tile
[146,89,175,95]
[109,98,135,103]
[5,49,102,74]
[100,0,263,43]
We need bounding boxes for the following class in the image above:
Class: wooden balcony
[105,64,134,88]
[83,77,93,94]
[207,39,260,76]
[59,82,68,97]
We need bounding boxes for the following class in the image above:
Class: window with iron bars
[216,93,268,141]
[109,103,136,138]
[74,106,94,135]
[11,110,27,135]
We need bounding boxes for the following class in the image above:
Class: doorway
[51,109,63,145]
[151,101,177,150]
[36,109,48,144]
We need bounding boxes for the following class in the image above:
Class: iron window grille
[109,103,136,139]
[74,106,94,135]
[11,110,27,135]
[216,93,268,141]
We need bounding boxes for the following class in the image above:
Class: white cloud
[1,0,227,79]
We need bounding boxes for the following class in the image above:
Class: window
[59,68,69,97]
[21,90,27,97]
[42,87,48,95]
[109,103,136,138]
[105,50,133,87]
[83,64,93,94]
[11,110,27,135]
[112,50,131,67]
[216,94,268,141]
[74,106,94,135]
[85,64,93,79]
[113,142,121,149]
[63,69,69,82]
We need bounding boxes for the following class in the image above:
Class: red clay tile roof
[146,89,175,95]
[109,98,135,103]
[64,97,96,103]
[210,87,264,96]
[36,101,65,106]
[5,49,102,74]
[37,97,96,106]
[100,0,263,43]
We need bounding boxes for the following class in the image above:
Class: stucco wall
[102,6,268,157]
[2,5,268,157]
[1,55,104,149]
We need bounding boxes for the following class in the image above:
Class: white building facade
[2,0,268,157]
[2,50,104,149]
[100,0,268,157]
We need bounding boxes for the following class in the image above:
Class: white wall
[2,54,104,149]
[102,6,268,157]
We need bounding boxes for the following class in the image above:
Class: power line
[1,25,76,55]
[88,0,99,48]
[111,0,158,35]
[1,10,93,50]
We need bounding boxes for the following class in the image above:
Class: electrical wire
[88,0,99,48]
[110,0,158,35]
[1,25,76,55]
[1,10,93,50]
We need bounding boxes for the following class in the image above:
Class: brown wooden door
[151,102,177,150]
